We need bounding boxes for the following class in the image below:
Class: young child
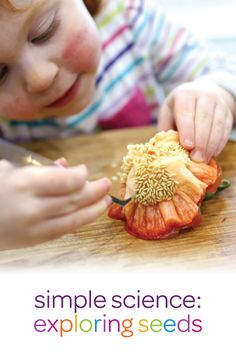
[0,0,235,248]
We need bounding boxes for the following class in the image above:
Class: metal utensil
[0,138,130,207]
[0,138,55,167]
[110,196,132,207]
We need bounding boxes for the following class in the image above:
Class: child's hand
[0,160,111,250]
[157,80,236,162]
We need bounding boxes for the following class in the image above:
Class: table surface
[0,126,236,271]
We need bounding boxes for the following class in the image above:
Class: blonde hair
[83,0,103,16]
[1,0,103,15]
[0,0,34,10]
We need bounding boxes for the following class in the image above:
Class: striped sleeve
[125,0,236,97]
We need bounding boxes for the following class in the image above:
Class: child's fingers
[38,195,112,239]
[24,164,88,196]
[157,101,175,131]
[0,159,14,170]
[174,91,195,149]
[66,178,112,210]
[190,97,215,162]
[215,112,233,156]
[38,178,111,218]
[204,104,227,161]
[54,157,69,167]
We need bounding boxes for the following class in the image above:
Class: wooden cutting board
[0,126,236,270]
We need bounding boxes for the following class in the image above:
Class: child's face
[0,0,101,120]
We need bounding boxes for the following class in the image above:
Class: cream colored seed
[120,133,191,205]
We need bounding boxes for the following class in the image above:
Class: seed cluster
[157,142,189,161]
[120,143,156,184]
[135,162,178,205]
[119,132,190,204]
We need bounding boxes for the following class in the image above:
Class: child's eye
[31,19,59,44]
[0,66,9,84]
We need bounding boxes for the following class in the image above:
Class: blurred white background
[157,0,236,56]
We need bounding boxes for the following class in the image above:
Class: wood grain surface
[0,126,236,270]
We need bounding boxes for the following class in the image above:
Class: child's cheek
[62,31,100,73]
[2,97,36,119]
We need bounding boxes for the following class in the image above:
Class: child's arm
[0,160,111,250]
[126,1,236,161]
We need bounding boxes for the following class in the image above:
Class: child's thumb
[157,101,175,132]
[54,157,69,168]
[0,159,14,169]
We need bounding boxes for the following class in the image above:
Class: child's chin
[53,96,93,118]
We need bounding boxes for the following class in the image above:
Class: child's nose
[24,61,59,94]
